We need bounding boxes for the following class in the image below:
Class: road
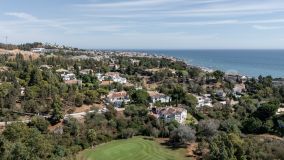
[0,109,101,127]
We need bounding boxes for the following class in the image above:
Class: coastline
[118,49,283,78]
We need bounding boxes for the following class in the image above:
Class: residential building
[215,89,227,100]
[109,64,120,70]
[155,106,187,124]
[31,48,45,53]
[148,91,171,104]
[61,73,76,81]
[106,91,130,107]
[130,59,140,65]
[97,72,127,84]
[79,69,93,75]
[194,94,213,108]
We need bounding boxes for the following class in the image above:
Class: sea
[127,50,284,78]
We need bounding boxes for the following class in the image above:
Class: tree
[0,136,6,159]
[97,88,109,98]
[23,99,39,113]
[254,102,279,120]
[50,97,63,124]
[212,70,225,82]
[242,117,262,134]
[28,68,43,86]
[120,128,136,139]
[9,142,30,160]
[29,116,50,133]
[198,119,220,138]
[87,129,97,146]
[75,93,84,107]
[171,85,186,106]
[3,123,29,141]
[169,126,196,147]
[219,118,241,134]
[182,94,197,108]
[130,89,149,104]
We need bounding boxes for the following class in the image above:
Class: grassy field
[77,137,188,160]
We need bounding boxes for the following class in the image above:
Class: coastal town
[0,42,284,159]
[0,43,252,125]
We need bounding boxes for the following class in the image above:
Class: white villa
[96,72,127,84]
[148,91,171,104]
[106,91,130,107]
[56,69,82,85]
[62,73,76,81]
[79,69,94,75]
[156,106,187,124]
[194,94,213,108]
[31,48,46,53]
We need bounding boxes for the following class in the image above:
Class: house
[61,73,76,81]
[106,91,130,107]
[194,94,213,108]
[100,80,114,86]
[155,106,187,124]
[95,73,104,81]
[109,64,120,70]
[31,48,45,53]
[20,87,25,96]
[56,69,82,86]
[215,89,227,101]
[56,68,69,74]
[79,69,93,75]
[56,69,75,81]
[225,74,240,83]
[97,72,127,84]
[148,91,171,104]
[64,79,82,86]
[39,65,52,70]
[130,59,140,65]
[233,84,245,98]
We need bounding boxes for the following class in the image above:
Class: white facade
[159,107,187,124]
[195,94,213,108]
[148,91,171,104]
[32,48,45,53]
[107,91,130,107]
[96,72,127,84]
[113,76,127,84]
[61,73,76,81]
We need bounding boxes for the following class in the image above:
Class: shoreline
[119,50,250,78]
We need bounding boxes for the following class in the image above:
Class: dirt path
[256,134,284,141]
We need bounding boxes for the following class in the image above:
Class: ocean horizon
[118,49,284,78]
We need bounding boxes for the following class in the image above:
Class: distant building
[79,69,94,75]
[20,87,25,96]
[96,72,127,84]
[39,65,52,70]
[154,106,187,124]
[56,69,82,86]
[215,89,227,101]
[56,69,69,74]
[106,91,130,107]
[194,94,213,108]
[130,59,140,65]
[61,73,76,81]
[109,64,120,70]
[148,91,171,104]
[31,48,45,53]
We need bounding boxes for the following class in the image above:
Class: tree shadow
[159,140,187,150]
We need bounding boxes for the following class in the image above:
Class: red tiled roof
[108,91,128,99]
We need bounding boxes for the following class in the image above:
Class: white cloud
[4,12,37,21]
[252,25,284,30]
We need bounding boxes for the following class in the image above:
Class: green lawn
[78,137,188,160]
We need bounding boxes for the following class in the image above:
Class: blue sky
[1,0,284,49]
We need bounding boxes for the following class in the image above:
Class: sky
[1,0,284,49]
